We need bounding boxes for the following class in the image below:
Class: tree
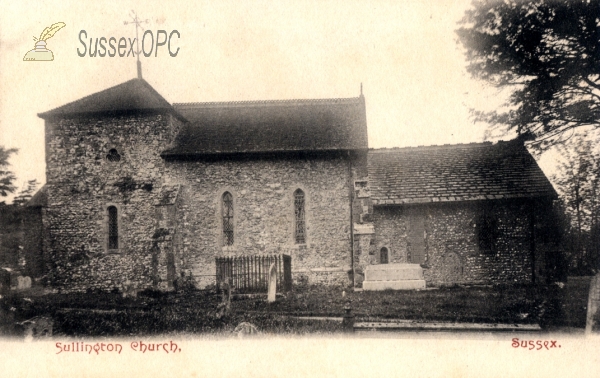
[552,135,600,274]
[457,0,600,151]
[12,179,39,206]
[0,146,18,198]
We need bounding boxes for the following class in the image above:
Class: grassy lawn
[0,276,594,337]
[234,284,540,324]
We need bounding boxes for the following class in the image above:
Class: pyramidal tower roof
[38,78,184,120]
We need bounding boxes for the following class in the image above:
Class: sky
[1,0,552,200]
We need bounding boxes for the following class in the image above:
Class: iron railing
[216,254,292,293]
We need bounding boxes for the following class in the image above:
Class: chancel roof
[368,139,557,205]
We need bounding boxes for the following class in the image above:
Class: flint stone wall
[44,113,181,292]
[164,156,353,288]
[45,110,357,291]
[371,200,552,286]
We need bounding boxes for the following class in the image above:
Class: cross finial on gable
[124,10,149,79]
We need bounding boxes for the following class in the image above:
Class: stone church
[33,78,560,292]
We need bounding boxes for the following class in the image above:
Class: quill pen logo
[23,22,66,61]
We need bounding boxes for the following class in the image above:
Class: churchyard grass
[0,277,592,336]
[234,284,542,324]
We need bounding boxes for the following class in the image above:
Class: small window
[107,206,119,250]
[294,189,306,244]
[106,149,121,162]
[380,247,389,264]
[222,192,234,246]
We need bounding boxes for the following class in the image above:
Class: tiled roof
[161,96,368,156]
[38,79,184,120]
[368,139,557,205]
[26,185,47,207]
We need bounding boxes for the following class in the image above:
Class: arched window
[380,247,389,264]
[222,192,234,246]
[107,206,119,250]
[294,189,306,244]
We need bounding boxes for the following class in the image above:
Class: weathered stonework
[164,156,354,288]
[38,79,560,293]
[42,105,363,292]
[349,164,374,288]
[43,113,182,292]
[371,200,558,286]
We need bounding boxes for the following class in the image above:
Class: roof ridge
[368,142,493,152]
[173,96,363,109]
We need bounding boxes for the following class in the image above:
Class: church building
[34,78,560,292]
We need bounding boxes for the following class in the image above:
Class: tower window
[107,206,119,250]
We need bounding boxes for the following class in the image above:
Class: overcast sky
[2,0,553,200]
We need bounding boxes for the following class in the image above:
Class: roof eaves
[38,107,178,120]
[160,147,368,159]
[368,142,494,153]
[372,192,557,206]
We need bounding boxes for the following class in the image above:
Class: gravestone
[16,276,24,290]
[267,263,277,303]
[21,316,53,342]
[216,279,231,319]
[234,322,259,337]
[585,273,600,334]
[342,302,355,332]
[121,280,137,298]
[16,276,31,290]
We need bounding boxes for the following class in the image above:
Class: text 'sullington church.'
[30,78,561,292]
